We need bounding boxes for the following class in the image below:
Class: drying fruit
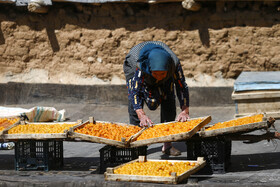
[137,119,203,140]
[74,122,141,141]
[114,160,197,177]
[205,114,264,131]
[8,123,76,134]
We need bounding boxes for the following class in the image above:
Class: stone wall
[0,2,279,85]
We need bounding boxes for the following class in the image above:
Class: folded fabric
[0,106,65,122]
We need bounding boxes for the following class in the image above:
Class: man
[123,41,190,156]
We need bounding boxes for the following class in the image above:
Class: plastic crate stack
[186,137,231,174]
[99,145,147,173]
[15,140,64,171]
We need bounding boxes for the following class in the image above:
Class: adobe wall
[0,2,279,85]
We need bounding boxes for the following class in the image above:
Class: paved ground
[0,103,280,186]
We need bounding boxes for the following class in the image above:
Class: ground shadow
[0,154,100,171]
[46,26,60,52]
[0,154,14,170]
[63,157,99,171]
[0,21,4,45]
[228,152,280,172]
[199,27,210,48]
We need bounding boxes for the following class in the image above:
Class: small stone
[97,57,103,63]
[87,57,94,62]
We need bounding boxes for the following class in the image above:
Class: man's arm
[129,69,154,127]
[174,63,190,121]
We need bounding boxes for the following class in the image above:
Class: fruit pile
[0,118,20,132]
[205,114,264,131]
[74,122,141,141]
[114,160,197,177]
[8,123,77,134]
[136,119,203,140]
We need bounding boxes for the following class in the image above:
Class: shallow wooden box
[104,156,206,184]
[1,121,79,140]
[129,116,211,148]
[68,118,139,147]
[232,71,280,119]
[232,90,280,119]
[199,114,269,138]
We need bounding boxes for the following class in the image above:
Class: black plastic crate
[186,137,231,174]
[15,140,64,171]
[99,145,147,173]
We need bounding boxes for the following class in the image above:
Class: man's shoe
[162,146,181,156]
[7,142,15,150]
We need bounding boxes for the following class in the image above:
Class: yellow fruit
[74,122,141,141]
[114,161,197,176]
[0,118,20,132]
[8,123,76,134]
[206,114,264,131]
[137,119,203,140]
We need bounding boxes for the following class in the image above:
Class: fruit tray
[105,156,206,184]
[199,113,271,138]
[129,116,211,148]
[1,121,79,140]
[68,117,141,147]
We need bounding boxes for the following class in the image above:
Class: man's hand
[176,106,190,122]
[139,114,153,127]
[136,109,154,127]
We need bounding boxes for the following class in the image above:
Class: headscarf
[137,43,172,75]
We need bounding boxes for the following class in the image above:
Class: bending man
[123,41,190,156]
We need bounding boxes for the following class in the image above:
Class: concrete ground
[0,102,280,186]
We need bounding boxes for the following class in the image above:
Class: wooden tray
[105,156,206,184]
[68,117,140,147]
[199,114,269,138]
[1,121,79,140]
[129,116,211,148]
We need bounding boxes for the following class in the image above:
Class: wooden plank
[125,127,147,145]
[53,0,183,4]
[51,0,280,4]
[2,133,67,140]
[232,90,280,100]
[199,114,269,138]
[130,116,211,148]
[177,158,206,184]
[105,157,206,184]
[105,173,177,184]
[1,0,279,5]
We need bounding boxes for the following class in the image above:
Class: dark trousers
[128,94,176,126]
